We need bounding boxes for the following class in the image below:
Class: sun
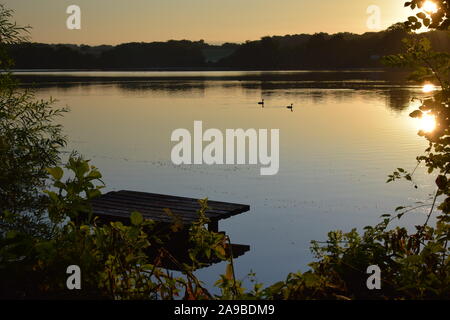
[422,83,436,93]
[419,113,437,133]
[423,1,438,14]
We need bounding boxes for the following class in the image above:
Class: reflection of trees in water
[382,89,412,112]
[117,81,207,97]
[20,79,208,97]
[21,76,413,112]
[254,85,413,112]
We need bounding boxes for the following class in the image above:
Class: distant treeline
[8,24,450,70]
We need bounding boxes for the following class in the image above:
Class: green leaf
[128,227,140,240]
[6,230,18,239]
[416,12,426,19]
[47,167,63,180]
[409,110,423,118]
[45,190,59,202]
[87,189,102,199]
[436,175,447,190]
[130,211,144,225]
[88,170,102,180]
[268,281,285,293]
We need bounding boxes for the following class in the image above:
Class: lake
[18,70,437,290]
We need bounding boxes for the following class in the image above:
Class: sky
[4,0,414,45]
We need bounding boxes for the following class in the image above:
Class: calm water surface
[24,71,436,289]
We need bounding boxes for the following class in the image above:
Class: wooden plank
[111,190,249,213]
[94,195,233,215]
[92,198,223,222]
[92,201,198,223]
[92,206,183,223]
[119,190,248,208]
[96,190,250,215]
[91,190,250,225]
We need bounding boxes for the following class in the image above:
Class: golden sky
[4,0,413,45]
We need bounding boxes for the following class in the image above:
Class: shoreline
[11,69,412,87]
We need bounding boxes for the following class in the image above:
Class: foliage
[262,219,449,299]
[187,199,227,269]
[1,156,221,299]
[404,0,450,30]
[0,4,27,69]
[44,155,104,225]
[0,5,66,240]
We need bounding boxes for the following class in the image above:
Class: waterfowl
[286,103,293,111]
[258,99,265,106]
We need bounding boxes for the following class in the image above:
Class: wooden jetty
[91,190,251,269]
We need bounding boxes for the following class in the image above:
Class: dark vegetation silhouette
[9,40,235,70]
[8,25,450,70]
[219,25,450,69]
